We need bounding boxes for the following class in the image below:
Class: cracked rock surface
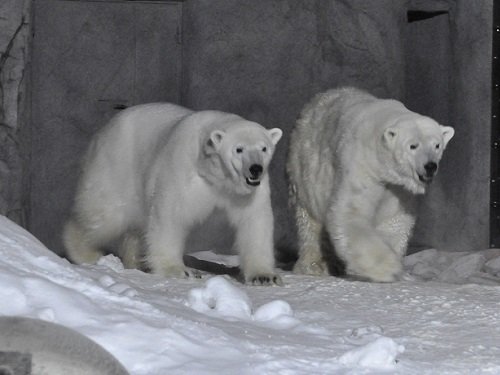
[0,0,30,224]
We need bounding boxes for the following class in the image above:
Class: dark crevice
[0,17,26,74]
[407,10,448,23]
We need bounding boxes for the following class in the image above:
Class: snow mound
[188,276,252,319]
[404,248,500,284]
[253,299,298,327]
[339,336,405,368]
[187,276,301,328]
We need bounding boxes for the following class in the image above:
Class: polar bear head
[203,121,282,195]
[382,116,454,194]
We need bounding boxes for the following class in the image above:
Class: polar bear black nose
[249,164,263,178]
[424,162,437,176]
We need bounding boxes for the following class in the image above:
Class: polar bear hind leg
[62,219,105,265]
[117,230,144,269]
[63,203,132,266]
[292,204,328,275]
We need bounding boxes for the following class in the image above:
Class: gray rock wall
[440,0,492,251]
[0,0,31,225]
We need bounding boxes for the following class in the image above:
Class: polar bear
[287,87,454,282]
[63,103,283,285]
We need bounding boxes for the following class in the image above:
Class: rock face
[0,0,494,256]
[0,0,31,225]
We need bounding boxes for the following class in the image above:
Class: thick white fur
[287,87,454,282]
[63,103,283,285]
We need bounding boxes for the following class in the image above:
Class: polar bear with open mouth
[287,87,454,282]
[63,103,283,285]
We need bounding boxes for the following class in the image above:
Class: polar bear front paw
[247,273,283,286]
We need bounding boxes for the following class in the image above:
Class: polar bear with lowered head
[63,103,283,285]
[287,87,454,282]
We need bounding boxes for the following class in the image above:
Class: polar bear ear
[205,130,225,154]
[268,128,283,145]
[441,126,455,147]
[383,127,397,149]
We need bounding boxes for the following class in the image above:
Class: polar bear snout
[246,164,264,186]
[424,161,437,176]
[249,164,263,178]
[419,161,438,182]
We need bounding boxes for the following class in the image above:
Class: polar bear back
[297,88,412,156]
[287,87,429,221]
[89,103,192,175]
[74,103,265,224]
[73,104,192,220]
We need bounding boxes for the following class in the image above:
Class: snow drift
[0,215,500,374]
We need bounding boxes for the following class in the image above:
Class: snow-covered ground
[1,214,500,374]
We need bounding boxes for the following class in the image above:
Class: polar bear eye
[236,147,244,154]
[262,147,267,152]
[435,143,440,150]
[409,143,419,150]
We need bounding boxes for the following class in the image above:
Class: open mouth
[245,177,261,186]
[418,174,433,184]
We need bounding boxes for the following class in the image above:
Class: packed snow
[1,215,500,374]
